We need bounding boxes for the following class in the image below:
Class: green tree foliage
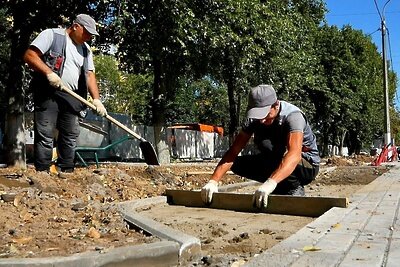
[167,77,229,128]
[390,108,400,144]
[254,1,325,118]
[188,0,326,140]
[1,0,399,166]
[108,0,207,161]
[198,0,272,137]
[112,0,200,124]
[94,0,398,155]
[314,25,389,155]
[94,55,153,124]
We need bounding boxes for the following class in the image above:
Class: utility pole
[381,15,390,145]
[378,0,392,145]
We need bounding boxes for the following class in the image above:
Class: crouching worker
[201,84,320,208]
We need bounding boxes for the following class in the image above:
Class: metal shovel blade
[140,141,160,165]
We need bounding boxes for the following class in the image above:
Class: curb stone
[0,241,179,267]
[119,197,202,264]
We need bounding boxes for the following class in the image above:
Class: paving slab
[246,162,400,267]
[386,238,400,266]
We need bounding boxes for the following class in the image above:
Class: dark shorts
[231,154,319,194]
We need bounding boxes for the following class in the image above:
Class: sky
[324,0,399,107]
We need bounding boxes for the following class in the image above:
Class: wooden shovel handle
[60,84,146,142]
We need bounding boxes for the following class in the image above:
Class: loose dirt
[0,155,390,266]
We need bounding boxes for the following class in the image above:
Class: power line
[326,10,400,17]
[387,28,394,72]
[366,28,381,37]
[373,0,384,21]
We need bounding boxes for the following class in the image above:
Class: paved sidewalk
[246,162,400,267]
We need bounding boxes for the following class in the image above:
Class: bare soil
[0,155,390,266]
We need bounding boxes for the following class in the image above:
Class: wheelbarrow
[75,123,134,168]
[60,84,159,165]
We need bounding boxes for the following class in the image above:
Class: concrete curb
[119,197,202,264]
[0,241,179,267]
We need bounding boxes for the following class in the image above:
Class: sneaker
[49,164,59,175]
[287,185,305,196]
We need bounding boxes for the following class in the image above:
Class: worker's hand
[201,180,219,204]
[47,72,63,89]
[253,178,277,209]
[93,99,107,117]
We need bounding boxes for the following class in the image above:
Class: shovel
[60,84,159,165]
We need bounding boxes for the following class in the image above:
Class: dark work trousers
[34,97,80,172]
[231,153,319,194]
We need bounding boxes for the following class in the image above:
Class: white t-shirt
[31,28,95,91]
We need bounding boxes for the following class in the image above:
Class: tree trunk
[227,77,238,145]
[348,130,362,155]
[224,49,239,145]
[4,12,31,168]
[339,130,347,156]
[321,129,330,157]
[152,57,170,164]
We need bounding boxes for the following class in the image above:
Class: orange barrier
[371,144,398,166]
[169,123,224,136]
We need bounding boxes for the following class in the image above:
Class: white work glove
[253,178,277,209]
[93,99,107,116]
[47,72,63,89]
[201,180,219,204]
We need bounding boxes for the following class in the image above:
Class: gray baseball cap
[246,84,277,119]
[74,14,99,36]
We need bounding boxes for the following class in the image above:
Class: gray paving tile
[340,236,388,266]
[386,238,400,266]
[246,163,400,267]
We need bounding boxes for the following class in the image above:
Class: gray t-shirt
[242,101,320,165]
[31,28,95,91]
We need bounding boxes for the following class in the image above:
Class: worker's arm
[201,130,251,204]
[24,46,64,88]
[210,130,252,182]
[23,47,52,75]
[253,131,303,208]
[269,131,303,183]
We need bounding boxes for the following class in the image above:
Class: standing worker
[24,14,107,177]
[201,84,320,208]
